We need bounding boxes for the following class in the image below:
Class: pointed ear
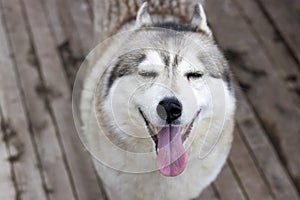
[190,3,212,36]
[135,2,153,29]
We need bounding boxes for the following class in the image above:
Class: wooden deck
[0,0,299,199]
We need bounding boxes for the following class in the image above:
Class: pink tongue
[156,126,187,177]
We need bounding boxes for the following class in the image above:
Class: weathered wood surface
[255,0,300,64]
[42,0,67,46]
[0,0,299,200]
[0,8,16,200]
[0,114,15,200]
[229,128,273,200]
[1,0,77,199]
[194,186,218,200]
[21,0,106,199]
[214,163,246,200]
[235,88,299,200]
[207,0,300,196]
[0,2,47,199]
[233,0,300,98]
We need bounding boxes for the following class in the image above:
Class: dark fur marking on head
[105,51,146,97]
[209,70,232,92]
[153,22,197,32]
[159,51,170,67]
[198,52,233,91]
[172,54,183,76]
[172,54,182,68]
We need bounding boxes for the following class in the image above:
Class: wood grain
[41,0,67,46]
[64,0,93,54]
[233,0,300,100]
[230,128,273,200]
[206,0,300,193]
[0,2,47,199]
[0,114,16,200]
[1,0,77,199]
[235,88,299,199]
[255,0,300,65]
[21,0,106,199]
[214,163,246,200]
[194,186,218,200]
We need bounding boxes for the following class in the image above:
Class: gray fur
[105,50,146,97]
[159,51,171,67]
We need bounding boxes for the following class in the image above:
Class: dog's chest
[93,138,231,200]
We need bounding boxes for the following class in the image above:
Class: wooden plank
[229,128,273,200]
[233,0,300,96]
[44,0,86,87]
[194,186,218,200]
[213,163,246,200]
[21,0,106,199]
[0,3,47,199]
[206,0,300,192]
[68,0,93,54]
[0,114,16,200]
[64,0,93,54]
[254,0,300,64]
[235,88,300,199]
[84,0,93,21]
[283,0,300,24]
[1,0,77,199]
[0,142,16,200]
[85,0,93,10]
[55,0,83,57]
[41,0,67,46]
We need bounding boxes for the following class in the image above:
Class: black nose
[156,98,182,123]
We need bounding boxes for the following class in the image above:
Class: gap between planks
[0,108,16,200]
[20,0,107,199]
[0,1,47,199]
[206,0,300,196]
[232,0,300,103]
[41,0,109,198]
[254,0,300,68]
[1,0,79,199]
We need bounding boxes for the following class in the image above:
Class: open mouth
[138,108,200,177]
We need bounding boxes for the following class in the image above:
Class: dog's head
[95,3,235,177]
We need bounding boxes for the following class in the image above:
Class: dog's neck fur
[94,0,205,42]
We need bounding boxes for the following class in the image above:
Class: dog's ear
[190,3,212,36]
[135,2,153,29]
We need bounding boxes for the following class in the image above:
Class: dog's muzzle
[139,102,200,177]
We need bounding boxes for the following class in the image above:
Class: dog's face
[95,3,235,177]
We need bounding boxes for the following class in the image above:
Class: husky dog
[79,1,235,199]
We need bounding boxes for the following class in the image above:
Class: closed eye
[138,71,158,78]
[185,72,203,80]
